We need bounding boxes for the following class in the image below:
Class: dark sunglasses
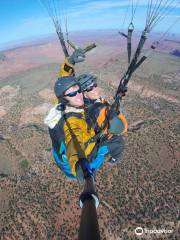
[64,88,82,97]
[86,83,97,92]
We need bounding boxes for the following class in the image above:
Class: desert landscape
[0,30,179,239]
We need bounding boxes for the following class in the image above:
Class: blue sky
[0,0,179,48]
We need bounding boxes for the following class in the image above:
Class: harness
[49,110,109,178]
[85,101,111,144]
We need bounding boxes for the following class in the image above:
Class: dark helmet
[76,74,97,91]
[54,76,79,98]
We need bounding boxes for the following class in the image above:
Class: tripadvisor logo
[135,227,144,236]
[135,227,173,236]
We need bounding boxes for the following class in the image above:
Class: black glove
[117,85,128,97]
[68,49,85,64]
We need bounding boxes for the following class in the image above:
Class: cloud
[68,0,180,16]
[68,1,129,16]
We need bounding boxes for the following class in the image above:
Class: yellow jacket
[63,111,96,176]
[58,58,75,77]
[45,105,96,177]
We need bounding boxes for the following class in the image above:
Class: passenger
[77,73,128,164]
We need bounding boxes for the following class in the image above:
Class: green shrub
[20,160,29,170]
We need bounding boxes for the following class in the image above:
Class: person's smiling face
[64,85,84,107]
[84,84,101,100]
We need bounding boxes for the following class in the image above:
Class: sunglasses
[86,83,97,92]
[64,88,82,97]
